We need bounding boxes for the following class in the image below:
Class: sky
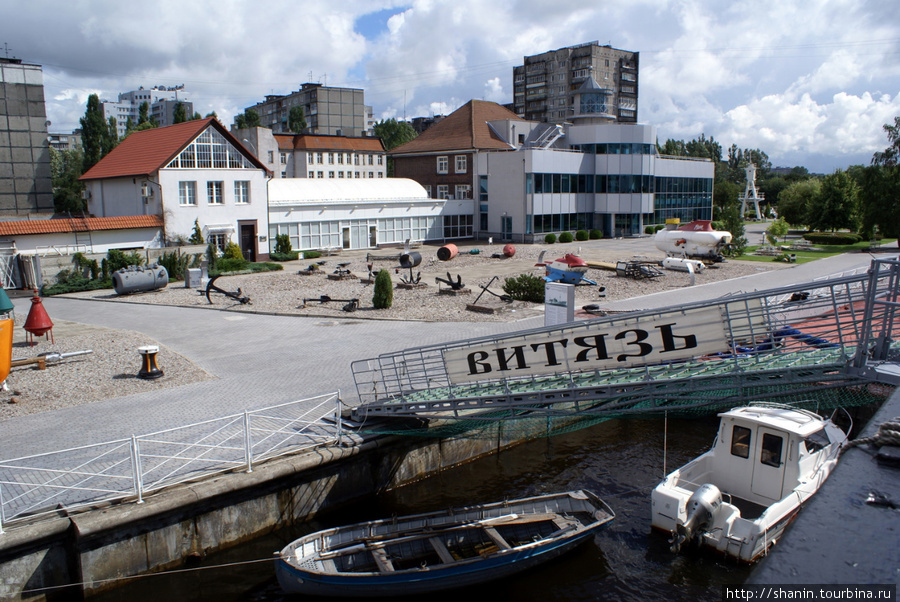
[4,0,899,173]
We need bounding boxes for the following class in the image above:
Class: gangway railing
[351,259,899,422]
[0,393,342,532]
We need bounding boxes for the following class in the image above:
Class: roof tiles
[0,215,164,236]
[390,100,523,154]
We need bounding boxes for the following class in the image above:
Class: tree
[807,169,858,232]
[234,109,260,130]
[288,106,307,133]
[189,219,204,244]
[80,93,108,171]
[373,118,417,150]
[138,101,150,125]
[872,116,900,166]
[173,101,187,124]
[50,147,86,213]
[104,117,118,155]
[720,200,748,255]
[765,218,789,246]
[778,178,821,227]
[372,269,393,309]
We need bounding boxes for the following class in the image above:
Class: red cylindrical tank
[502,244,516,258]
[437,244,459,261]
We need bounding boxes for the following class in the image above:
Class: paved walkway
[0,224,892,460]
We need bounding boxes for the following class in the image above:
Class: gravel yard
[1,241,787,420]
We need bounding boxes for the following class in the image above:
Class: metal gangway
[351,258,900,424]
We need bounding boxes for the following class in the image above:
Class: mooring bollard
[137,345,164,379]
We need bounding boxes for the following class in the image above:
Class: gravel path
[1,241,787,421]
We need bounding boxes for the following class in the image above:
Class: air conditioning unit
[81,189,91,200]
[141,184,153,197]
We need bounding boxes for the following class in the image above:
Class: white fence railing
[0,392,343,532]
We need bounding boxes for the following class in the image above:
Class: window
[207,181,224,205]
[731,426,751,458]
[377,155,383,165]
[442,214,473,238]
[316,152,323,164]
[178,181,197,206]
[208,233,227,253]
[328,152,334,163]
[337,153,344,164]
[368,155,374,165]
[368,172,374,178]
[423,185,432,197]
[267,150,274,163]
[437,184,449,199]
[455,185,471,199]
[280,152,287,165]
[455,155,467,174]
[234,181,250,204]
[437,156,449,174]
[308,171,315,178]
[328,171,335,178]
[760,433,783,467]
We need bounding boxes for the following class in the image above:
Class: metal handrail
[0,392,342,533]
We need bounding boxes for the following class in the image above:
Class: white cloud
[3,0,896,171]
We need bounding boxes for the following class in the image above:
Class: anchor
[299,261,327,274]
[434,272,465,291]
[205,275,251,305]
[472,276,512,304]
[333,262,352,277]
[301,295,360,312]
[397,251,422,285]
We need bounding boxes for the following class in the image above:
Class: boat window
[760,433,783,467]
[803,428,830,454]
[731,425,751,458]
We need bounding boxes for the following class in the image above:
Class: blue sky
[5,0,899,172]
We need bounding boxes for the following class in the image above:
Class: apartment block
[243,83,371,137]
[513,41,638,124]
[101,86,193,138]
[0,57,53,215]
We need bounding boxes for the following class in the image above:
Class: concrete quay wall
[0,426,517,600]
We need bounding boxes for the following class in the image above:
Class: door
[342,227,351,249]
[369,226,377,247]
[751,428,787,500]
[501,215,513,242]
[239,224,256,262]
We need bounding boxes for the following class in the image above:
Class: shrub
[373,269,393,309]
[107,249,144,272]
[802,232,863,245]
[644,225,656,235]
[269,251,300,262]
[711,221,725,231]
[655,225,665,232]
[214,257,250,274]
[502,273,545,303]
[274,234,292,255]
[559,232,574,243]
[224,241,244,260]
[206,243,218,272]
[302,250,321,259]
[589,229,603,240]
[544,233,557,244]
[575,230,588,241]
[158,249,191,280]
[189,219,204,244]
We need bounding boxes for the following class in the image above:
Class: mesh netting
[358,383,893,441]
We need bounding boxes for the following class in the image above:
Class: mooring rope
[16,556,276,597]
[842,417,900,454]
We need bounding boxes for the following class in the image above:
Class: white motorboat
[651,403,848,562]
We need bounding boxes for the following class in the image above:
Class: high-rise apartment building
[101,85,193,138]
[0,57,53,215]
[512,41,638,124]
[243,83,371,137]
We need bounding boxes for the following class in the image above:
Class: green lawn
[736,239,897,264]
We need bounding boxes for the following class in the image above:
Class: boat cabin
[711,406,838,504]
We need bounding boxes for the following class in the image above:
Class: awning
[204,224,235,235]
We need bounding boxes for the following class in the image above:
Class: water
[94,415,760,601]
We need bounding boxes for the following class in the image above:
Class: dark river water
[95,415,765,602]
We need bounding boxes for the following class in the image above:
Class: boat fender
[671,483,722,553]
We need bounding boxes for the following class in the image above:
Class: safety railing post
[130,435,144,504]
[0,481,5,534]
[243,411,253,473]
[335,391,343,446]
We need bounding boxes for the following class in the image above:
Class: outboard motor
[670,483,722,552]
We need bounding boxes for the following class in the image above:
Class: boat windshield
[803,429,830,454]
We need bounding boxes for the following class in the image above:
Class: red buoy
[23,290,53,346]
[502,244,516,258]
